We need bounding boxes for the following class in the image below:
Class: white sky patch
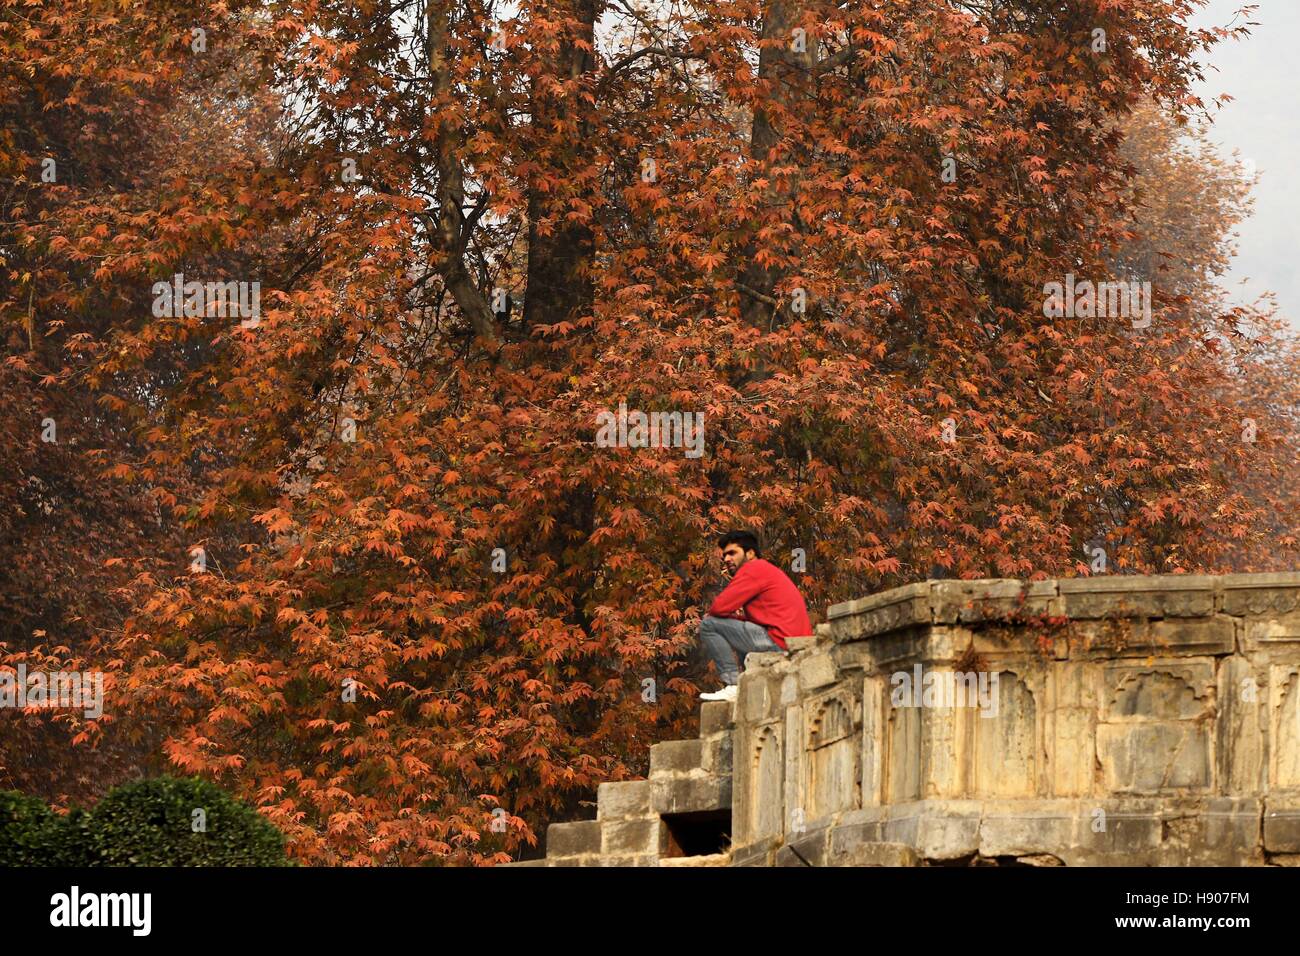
[1190,0,1300,326]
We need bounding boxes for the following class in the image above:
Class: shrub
[0,777,292,866]
[85,777,291,866]
[0,791,81,865]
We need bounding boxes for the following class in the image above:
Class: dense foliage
[0,778,290,866]
[2,0,1294,863]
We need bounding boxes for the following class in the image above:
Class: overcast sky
[1190,0,1299,323]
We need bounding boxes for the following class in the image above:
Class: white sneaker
[700,685,738,703]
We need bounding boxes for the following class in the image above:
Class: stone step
[545,819,602,857]
[649,738,703,776]
[648,733,733,777]
[597,779,652,821]
[699,699,736,737]
[651,772,731,815]
[535,693,738,865]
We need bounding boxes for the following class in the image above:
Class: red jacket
[707,558,812,649]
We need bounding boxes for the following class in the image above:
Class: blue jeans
[699,614,782,685]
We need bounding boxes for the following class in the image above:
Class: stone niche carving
[885,690,922,804]
[1273,668,1300,789]
[1097,665,1212,793]
[806,693,858,820]
[969,671,1037,798]
[751,723,784,840]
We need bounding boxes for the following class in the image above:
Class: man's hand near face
[718,560,745,618]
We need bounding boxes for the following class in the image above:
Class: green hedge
[0,791,84,866]
[0,777,292,866]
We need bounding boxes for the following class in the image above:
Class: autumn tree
[5,0,1297,863]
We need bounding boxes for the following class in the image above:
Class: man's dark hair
[717,530,761,556]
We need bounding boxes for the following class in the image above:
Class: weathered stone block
[699,700,735,736]
[1059,575,1216,620]
[546,820,602,857]
[830,641,878,673]
[1192,797,1261,864]
[744,652,786,673]
[650,738,703,776]
[930,579,1059,624]
[740,672,773,722]
[776,827,829,867]
[828,582,930,642]
[741,720,785,843]
[1221,573,1300,617]
[1067,618,1151,660]
[1148,617,1235,656]
[1217,657,1264,795]
[1271,665,1300,788]
[1070,803,1163,865]
[597,781,651,821]
[1103,662,1213,720]
[836,842,919,866]
[602,819,662,856]
[729,841,777,867]
[1264,796,1300,853]
[977,805,1077,858]
[881,802,980,860]
[784,636,819,655]
[799,653,838,691]
[1246,612,1300,645]
[1097,722,1210,792]
[828,810,885,860]
[780,674,799,705]
[651,774,731,815]
[700,732,732,775]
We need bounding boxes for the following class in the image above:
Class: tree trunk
[522,0,599,333]
[737,0,813,330]
[428,0,498,344]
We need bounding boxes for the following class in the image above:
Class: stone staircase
[509,698,738,866]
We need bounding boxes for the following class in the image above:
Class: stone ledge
[741,798,1267,867]
[651,773,731,815]
[826,574,1300,644]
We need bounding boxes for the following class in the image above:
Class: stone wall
[517,572,1300,866]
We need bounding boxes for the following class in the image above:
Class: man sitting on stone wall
[699,531,813,703]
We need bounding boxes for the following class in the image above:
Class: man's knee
[699,614,723,634]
